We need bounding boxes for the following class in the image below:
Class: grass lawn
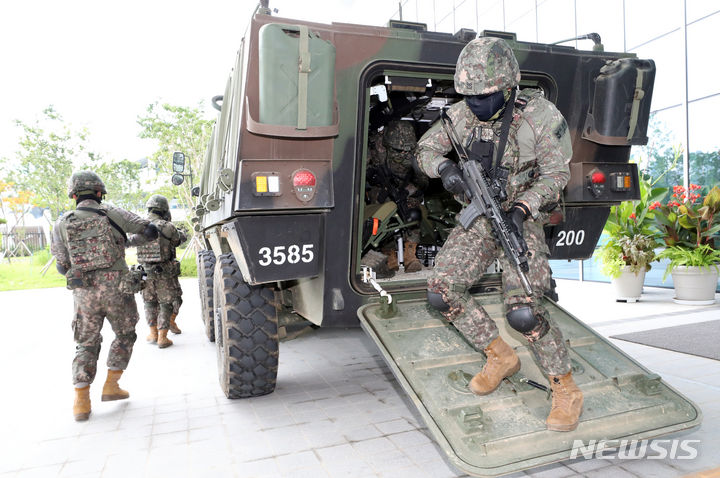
[0,255,66,291]
[0,248,197,292]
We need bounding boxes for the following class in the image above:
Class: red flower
[689,184,702,191]
[649,201,661,210]
[673,185,686,194]
[629,213,636,220]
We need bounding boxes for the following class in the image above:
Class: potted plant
[597,178,665,302]
[652,184,720,304]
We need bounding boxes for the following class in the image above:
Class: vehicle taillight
[293,170,316,187]
[292,169,317,202]
[591,171,606,184]
[252,173,281,196]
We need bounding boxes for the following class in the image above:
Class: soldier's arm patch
[553,119,568,140]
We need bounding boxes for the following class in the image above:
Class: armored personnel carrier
[191,3,700,475]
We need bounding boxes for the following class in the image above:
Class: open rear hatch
[357,293,701,477]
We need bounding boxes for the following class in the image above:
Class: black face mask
[465,91,506,121]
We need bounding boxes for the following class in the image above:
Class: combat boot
[157,329,173,349]
[403,241,423,273]
[386,250,399,271]
[469,337,521,395]
[169,314,182,334]
[101,370,130,401]
[546,372,583,432]
[146,325,158,343]
[360,250,394,279]
[73,386,91,421]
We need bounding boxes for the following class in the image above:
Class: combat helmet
[382,120,416,151]
[146,194,170,213]
[454,37,521,95]
[67,170,107,199]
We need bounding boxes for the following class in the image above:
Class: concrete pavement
[0,278,718,477]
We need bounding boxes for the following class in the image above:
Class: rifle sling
[492,89,517,179]
[76,207,127,242]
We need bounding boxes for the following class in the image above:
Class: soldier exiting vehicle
[366,119,429,273]
[51,171,158,421]
[128,195,187,349]
[417,37,583,431]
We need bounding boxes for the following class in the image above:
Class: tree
[0,180,36,258]
[5,106,147,222]
[688,150,720,188]
[636,114,720,190]
[93,158,144,210]
[7,106,89,222]
[137,102,213,213]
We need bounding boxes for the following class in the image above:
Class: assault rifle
[366,163,413,222]
[439,109,533,296]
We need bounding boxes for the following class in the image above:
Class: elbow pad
[143,223,159,240]
[56,263,68,275]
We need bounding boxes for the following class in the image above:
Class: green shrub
[180,250,197,277]
[32,247,53,266]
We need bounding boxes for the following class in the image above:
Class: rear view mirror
[171,174,184,186]
[172,152,186,173]
[191,186,200,197]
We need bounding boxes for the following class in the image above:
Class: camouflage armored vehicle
[192,3,700,475]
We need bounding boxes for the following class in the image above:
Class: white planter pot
[611,266,646,302]
[671,265,719,305]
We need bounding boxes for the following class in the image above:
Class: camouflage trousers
[142,272,182,330]
[428,215,570,376]
[71,270,139,385]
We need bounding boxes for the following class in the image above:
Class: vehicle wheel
[213,253,279,398]
[197,250,216,342]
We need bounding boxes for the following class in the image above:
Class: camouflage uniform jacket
[416,89,572,219]
[51,199,151,272]
[127,212,186,264]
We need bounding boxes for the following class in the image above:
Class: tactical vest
[64,211,123,272]
[464,88,544,209]
[137,220,173,264]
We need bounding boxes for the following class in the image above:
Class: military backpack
[137,220,174,264]
[64,208,124,272]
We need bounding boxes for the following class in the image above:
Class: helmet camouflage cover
[382,120,416,151]
[146,194,170,213]
[454,37,521,95]
[67,170,107,198]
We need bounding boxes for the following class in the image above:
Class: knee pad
[427,290,450,312]
[506,305,539,333]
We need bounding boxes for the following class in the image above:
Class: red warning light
[293,170,316,187]
[591,171,606,184]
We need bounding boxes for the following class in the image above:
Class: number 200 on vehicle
[555,230,585,247]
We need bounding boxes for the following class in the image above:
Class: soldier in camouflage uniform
[162,208,188,333]
[417,37,583,432]
[127,195,187,349]
[51,171,158,421]
[366,120,428,272]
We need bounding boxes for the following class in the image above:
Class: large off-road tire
[196,250,216,342]
[213,253,279,398]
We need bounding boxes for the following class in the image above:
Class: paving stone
[3,280,720,478]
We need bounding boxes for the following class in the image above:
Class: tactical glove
[510,202,531,238]
[438,161,467,196]
[143,223,159,240]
